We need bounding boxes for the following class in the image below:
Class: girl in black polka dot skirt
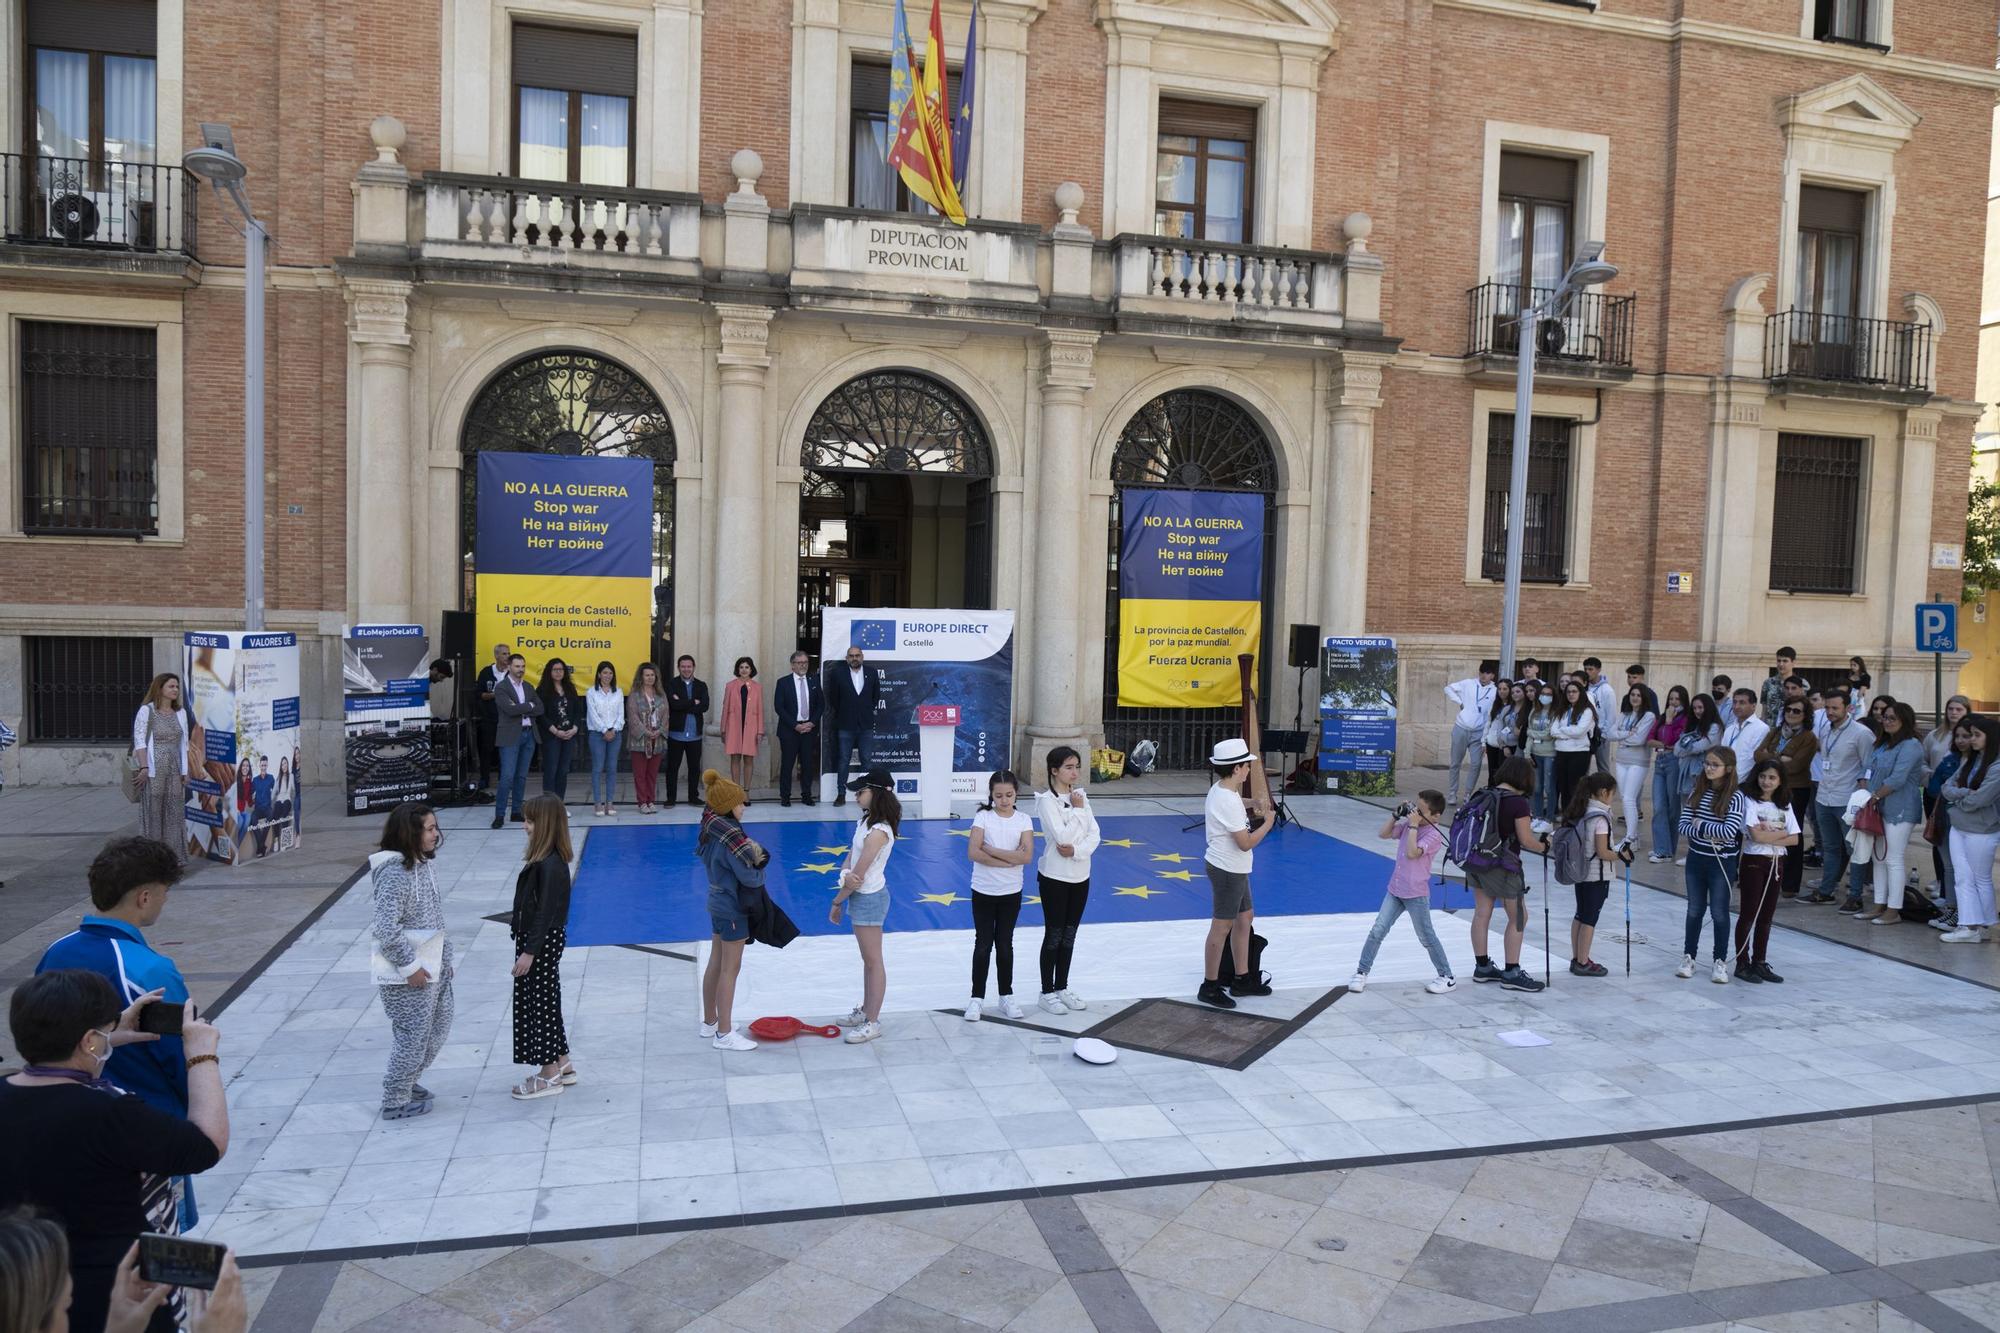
[510,793,576,1099]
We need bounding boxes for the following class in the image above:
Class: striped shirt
[1678,788,1748,855]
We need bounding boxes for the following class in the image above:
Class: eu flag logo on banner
[851,619,897,651]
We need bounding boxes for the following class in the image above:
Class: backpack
[1215,931,1269,989]
[1446,787,1512,870]
[1551,812,1602,886]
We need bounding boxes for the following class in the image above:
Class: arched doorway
[1102,389,1279,769]
[796,370,994,653]
[459,351,678,663]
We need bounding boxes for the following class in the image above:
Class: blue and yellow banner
[474,454,652,686]
[1116,489,1264,708]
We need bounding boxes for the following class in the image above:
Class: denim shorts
[846,889,889,927]
[707,887,748,942]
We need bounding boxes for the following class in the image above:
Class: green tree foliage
[1965,460,2000,599]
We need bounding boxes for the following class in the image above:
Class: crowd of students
[1430,648,1999,990]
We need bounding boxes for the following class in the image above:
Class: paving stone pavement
[12,785,2000,1330]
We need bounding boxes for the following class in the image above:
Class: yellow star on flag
[1148,853,1190,863]
[1157,870,1195,882]
[796,862,840,874]
[947,829,972,838]
[1026,896,1042,905]
[815,845,849,856]
[1100,839,1141,848]
[917,891,965,906]
[1114,885,1163,898]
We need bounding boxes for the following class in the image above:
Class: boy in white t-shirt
[1199,738,1275,1009]
[965,770,1035,1021]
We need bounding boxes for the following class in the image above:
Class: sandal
[557,1062,578,1086]
[510,1074,566,1101]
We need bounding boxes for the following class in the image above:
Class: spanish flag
[888,0,968,225]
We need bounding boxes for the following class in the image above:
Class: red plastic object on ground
[748,1016,842,1041]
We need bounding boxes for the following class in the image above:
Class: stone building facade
[0,0,1992,785]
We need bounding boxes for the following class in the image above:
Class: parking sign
[1916,602,1957,654]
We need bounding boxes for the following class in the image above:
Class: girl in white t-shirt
[966,771,1035,1021]
[831,769,900,1044]
[1735,759,1799,983]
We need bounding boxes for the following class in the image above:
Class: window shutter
[852,58,956,120]
[512,24,637,98]
[27,0,155,55]
[1799,185,1866,234]
[1158,99,1257,143]
[1499,151,1577,202]
[1770,434,1863,593]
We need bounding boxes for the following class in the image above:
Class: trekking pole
[1542,850,1552,987]
[1623,853,1632,977]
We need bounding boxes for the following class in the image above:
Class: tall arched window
[796,370,994,652]
[459,351,677,658]
[1103,389,1279,769]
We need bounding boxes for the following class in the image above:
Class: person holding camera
[1349,791,1456,994]
[0,970,227,1333]
[37,838,211,1235]
[0,1208,247,1333]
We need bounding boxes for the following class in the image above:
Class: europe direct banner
[1116,489,1264,708]
[817,607,1014,798]
[474,453,652,685]
[183,631,303,865]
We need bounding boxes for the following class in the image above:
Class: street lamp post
[1497,241,1620,681]
[183,124,268,632]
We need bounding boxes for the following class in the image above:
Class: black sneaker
[780,798,791,808]
[1734,961,1765,983]
[1229,977,1273,997]
[510,811,525,823]
[490,815,503,829]
[1498,966,1544,992]
[1197,980,1237,1009]
[1751,961,1785,984]
[1804,893,1835,905]
[1472,960,1505,984]
[1838,900,1864,915]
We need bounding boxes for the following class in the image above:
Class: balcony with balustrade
[0,153,197,278]
[1464,281,1635,384]
[1109,234,1351,334]
[416,172,703,284]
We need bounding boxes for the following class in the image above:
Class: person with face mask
[0,970,226,1333]
[1523,683,1559,830]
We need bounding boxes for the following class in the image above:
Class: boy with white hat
[1199,738,1274,1008]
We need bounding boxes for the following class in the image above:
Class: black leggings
[1554,751,1592,811]
[971,892,1023,998]
[1038,874,1090,993]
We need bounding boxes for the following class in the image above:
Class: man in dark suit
[773,650,825,807]
[474,643,509,794]
[824,644,881,806]
[664,654,710,807]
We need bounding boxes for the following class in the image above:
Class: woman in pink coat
[722,657,764,803]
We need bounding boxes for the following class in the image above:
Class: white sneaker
[963,997,983,1023]
[840,1006,868,1027]
[699,1020,718,1039]
[999,996,1025,1020]
[1057,990,1085,1012]
[1675,858,1687,866]
[1425,976,1457,994]
[1647,853,1668,864]
[843,1020,882,1044]
[1038,992,1069,1016]
[1941,926,1987,942]
[1349,972,1368,993]
[1675,955,1696,979]
[713,1029,758,1052]
[1712,959,1730,984]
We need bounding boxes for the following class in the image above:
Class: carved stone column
[347,279,415,624]
[1025,330,1099,760]
[712,304,775,684]
[1321,355,1388,636]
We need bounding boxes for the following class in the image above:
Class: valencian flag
[889,0,969,225]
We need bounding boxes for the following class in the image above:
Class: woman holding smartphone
[0,970,227,1333]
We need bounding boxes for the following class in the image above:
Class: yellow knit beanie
[703,769,746,814]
